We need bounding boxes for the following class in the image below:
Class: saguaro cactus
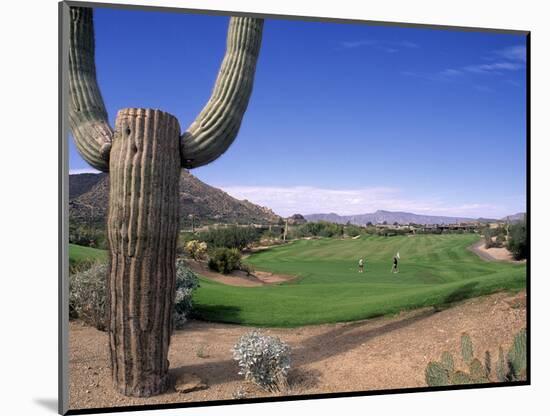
[68,7,263,397]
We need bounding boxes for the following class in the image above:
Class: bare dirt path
[185,259,295,287]
[468,239,524,263]
[69,290,526,411]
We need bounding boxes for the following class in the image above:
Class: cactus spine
[68,7,264,397]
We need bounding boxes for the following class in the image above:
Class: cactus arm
[180,17,264,168]
[69,7,113,172]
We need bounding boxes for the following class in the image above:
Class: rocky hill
[501,213,526,223]
[69,171,281,227]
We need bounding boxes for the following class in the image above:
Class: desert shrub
[70,259,199,331]
[199,226,262,250]
[69,222,107,249]
[232,330,291,392]
[495,234,506,247]
[377,228,410,237]
[208,247,242,274]
[239,262,254,276]
[484,229,496,249]
[173,259,200,329]
[69,262,108,330]
[364,225,378,235]
[291,221,344,239]
[261,228,281,240]
[184,240,208,260]
[508,220,527,260]
[177,231,199,254]
[344,224,363,237]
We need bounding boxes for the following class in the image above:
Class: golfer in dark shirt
[391,256,399,273]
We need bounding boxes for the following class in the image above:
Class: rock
[175,373,208,393]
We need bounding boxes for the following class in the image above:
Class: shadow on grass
[191,304,242,324]
[433,281,479,311]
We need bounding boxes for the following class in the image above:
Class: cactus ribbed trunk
[107,108,181,397]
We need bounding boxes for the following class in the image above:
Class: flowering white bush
[173,258,200,329]
[232,330,291,392]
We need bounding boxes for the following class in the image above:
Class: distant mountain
[501,212,526,223]
[69,172,106,200]
[305,210,496,226]
[69,171,281,227]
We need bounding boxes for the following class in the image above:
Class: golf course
[69,233,526,327]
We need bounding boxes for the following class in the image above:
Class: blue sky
[69,7,527,218]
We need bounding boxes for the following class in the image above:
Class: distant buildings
[371,221,487,234]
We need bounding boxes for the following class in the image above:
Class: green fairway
[68,235,526,327]
[69,243,107,267]
[193,234,526,327]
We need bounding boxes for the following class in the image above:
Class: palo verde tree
[68,7,263,397]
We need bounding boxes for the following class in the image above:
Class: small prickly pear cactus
[450,370,474,385]
[440,351,455,373]
[460,333,474,364]
[425,329,527,387]
[496,346,509,382]
[484,350,492,377]
[425,362,450,386]
[468,358,489,382]
[507,328,527,381]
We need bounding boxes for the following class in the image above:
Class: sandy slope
[469,240,525,263]
[69,290,526,411]
[185,258,295,286]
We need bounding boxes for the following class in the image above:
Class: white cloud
[216,185,502,218]
[340,39,419,52]
[494,45,526,62]
[427,45,526,81]
[440,68,462,77]
[340,39,378,49]
[69,167,101,175]
[463,61,524,74]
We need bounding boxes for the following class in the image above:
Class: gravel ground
[69,290,526,411]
